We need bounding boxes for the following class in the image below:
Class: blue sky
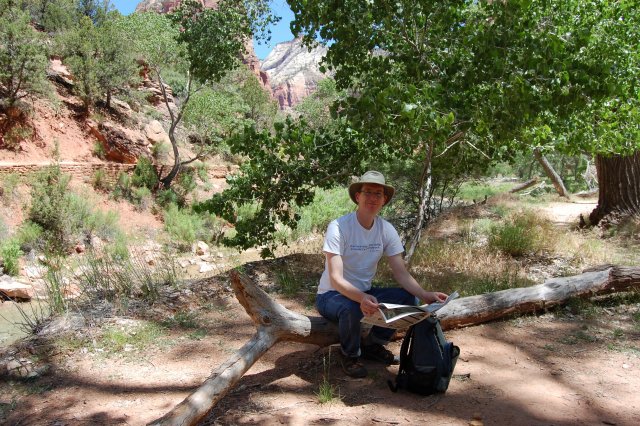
[112,1,294,60]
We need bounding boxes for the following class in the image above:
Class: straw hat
[348,171,395,206]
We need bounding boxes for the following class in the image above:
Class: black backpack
[388,317,460,395]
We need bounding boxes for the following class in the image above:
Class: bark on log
[437,265,640,329]
[533,148,571,198]
[150,266,640,426]
[509,177,539,193]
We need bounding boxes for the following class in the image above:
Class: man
[316,170,448,378]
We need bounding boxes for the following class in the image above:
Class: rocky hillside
[261,36,328,109]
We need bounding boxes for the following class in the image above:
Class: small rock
[75,243,86,254]
[194,241,210,256]
[199,263,215,273]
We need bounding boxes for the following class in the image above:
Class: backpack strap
[388,323,416,392]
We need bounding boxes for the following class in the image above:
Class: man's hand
[424,291,448,304]
[360,294,379,316]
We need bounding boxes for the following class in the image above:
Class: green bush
[113,172,132,200]
[132,186,153,211]
[293,187,352,238]
[151,141,170,161]
[163,204,204,250]
[15,221,44,252]
[0,173,20,202]
[488,210,550,257]
[28,165,73,254]
[0,239,22,276]
[131,157,158,190]
[93,141,106,159]
[91,169,111,192]
[156,188,179,207]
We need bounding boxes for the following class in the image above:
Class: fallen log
[509,177,539,193]
[150,265,640,426]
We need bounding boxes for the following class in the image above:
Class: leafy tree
[120,0,277,188]
[0,0,50,112]
[203,0,639,257]
[60,11,138,112]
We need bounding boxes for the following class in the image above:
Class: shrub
[93,141,106,159]
[15,221,44,252]
[28,165,73,254]
[0,239,22,276]
[293,187,352,239]
[131,157,158,190]
[91,169,111,192]
[163,204,204,251]
[0,173,20,202]
[488,210,552,257]
[156,188,179,207]
[113,172,132,200]
[151,141,170,161]
[132,186,153,211]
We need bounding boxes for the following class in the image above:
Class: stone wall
[0,162,235,186]
[0,162,136,185]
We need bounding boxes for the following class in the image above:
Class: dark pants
[316,288,416,357]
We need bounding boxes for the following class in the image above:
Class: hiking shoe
[361,343,399,365]
[341,355,368,378]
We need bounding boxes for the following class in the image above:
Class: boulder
[194,241,210,256]
[144,120,170,145]
[0,276,34,300]
[88,120,149,164]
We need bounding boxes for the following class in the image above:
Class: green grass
[315,350,340,404]
[98,322,165,354]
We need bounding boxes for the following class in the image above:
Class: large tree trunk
[589,152,640,225]
[150,266,640,426]
[533,148,570,198]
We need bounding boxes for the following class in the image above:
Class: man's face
[355,183,387,214]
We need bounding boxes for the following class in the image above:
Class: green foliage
[488,211,553,257]
[91,168,110,191]
[0,239,22,276]
[0,172,20,201]
[197,118,369,257]
[28,164,74,254]
[60,11,138,111]
[131,186,153,211]
[79,246,179,306]
[14,221,43,252]
[0,0,50,110]
[163,204,204,250]
[43,256,68,314]
[457,181,515,202]
[294,78,341,130]
[131,157,158,190]
[293,187,352,238]
[2,125,34,150]
[28,165,122,254]
[99,322,164,354]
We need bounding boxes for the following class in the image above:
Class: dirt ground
[1,251,639,426]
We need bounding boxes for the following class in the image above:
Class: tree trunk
[150,266,640,426]
[589,152,640,225]
[509,177,539,193]
[405,141,434,264]
[533,148,570,198]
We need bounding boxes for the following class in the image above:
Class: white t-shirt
[317,212,405,294]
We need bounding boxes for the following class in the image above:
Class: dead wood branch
[437,266,640,329]
[509,177,539,193]
[150,265,640,426]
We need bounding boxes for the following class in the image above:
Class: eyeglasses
[360,191,385,199]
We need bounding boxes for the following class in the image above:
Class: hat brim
[348,182,395,206]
